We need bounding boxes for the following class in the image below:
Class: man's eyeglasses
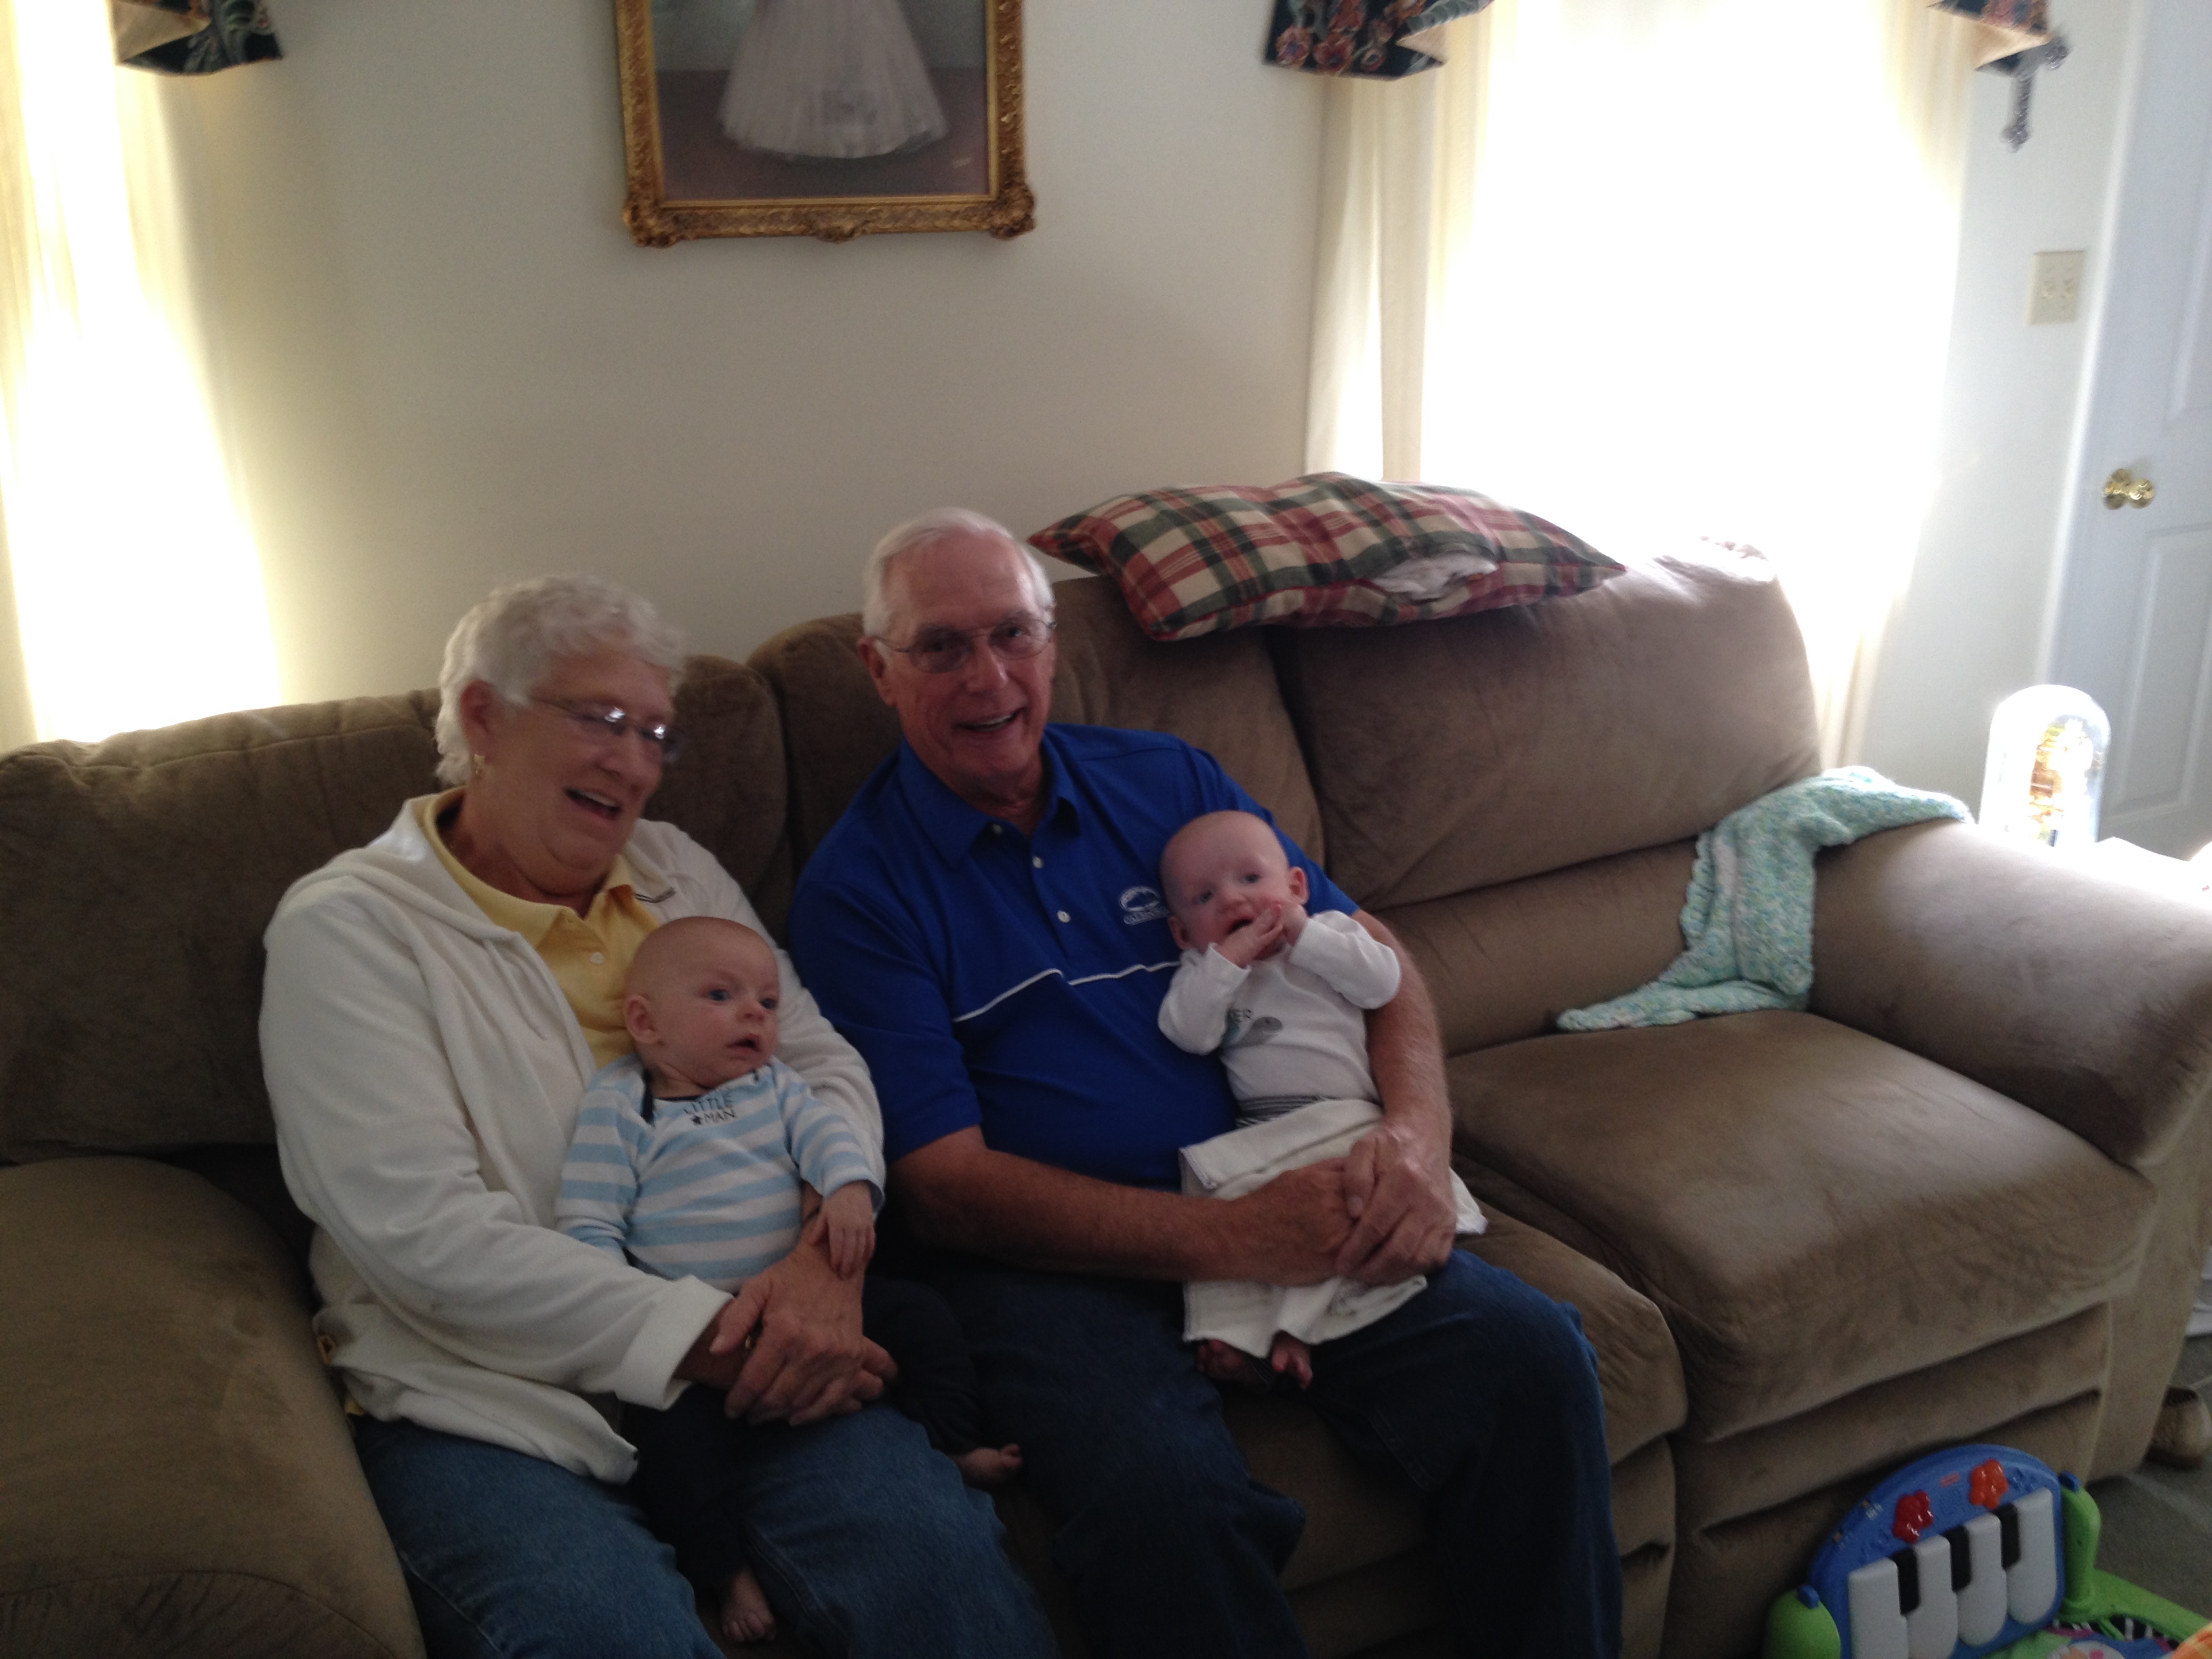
[531,697,680,762]
[877,614,1056,676]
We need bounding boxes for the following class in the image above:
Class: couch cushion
[0,693,441,1158]
[1671,1303,2110,1528]
[644,656,794,938]
[751,576,1325,874]
[1272,544,1821,909]
[1447,1012,2154,1440]
[0,1157,422,1659]
[1463,1208,1687,1462]
[0,659,782,1159]
[1611,1439,1676,1659]
[1028,472,1620,642]
[1379,842,1697,1057]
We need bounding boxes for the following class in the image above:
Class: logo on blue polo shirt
[1119,886,1168,925]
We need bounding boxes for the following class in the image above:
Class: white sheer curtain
[0,0,276,749]
[1309,0,1978,762]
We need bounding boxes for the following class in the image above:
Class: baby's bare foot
[954,1443,1023,1488]
[721,1567,777,1645]
[1193,1337,1271,1392]
[1269,1332,1314,1389]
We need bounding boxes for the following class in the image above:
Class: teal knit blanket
[1557,766,1969,1031]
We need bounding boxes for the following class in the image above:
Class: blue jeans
[353,1403,1057,1659]
[624,1277,993,1597]
[935,1249,1621,1659]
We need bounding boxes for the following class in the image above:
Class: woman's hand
[676,1213,892,1424]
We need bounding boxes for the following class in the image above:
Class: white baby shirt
[1157,909,1403,1114]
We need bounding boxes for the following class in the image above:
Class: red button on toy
[1970,1458,2009,1509]
[1892,1490,1934,1543]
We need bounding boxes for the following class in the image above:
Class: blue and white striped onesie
[557,1054,879,1292]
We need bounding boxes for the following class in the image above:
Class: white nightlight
[1978,685,2110,851]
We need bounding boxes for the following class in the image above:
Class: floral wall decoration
[110,0,280,75]
[1267,0,2064,145]
[1265,0,1494,81]
[1925,0,2064,148]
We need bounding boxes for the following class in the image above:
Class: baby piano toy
[1763,1444,2205,1659]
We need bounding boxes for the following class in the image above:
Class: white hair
[861,508,1056,638]
[433,574,684,787]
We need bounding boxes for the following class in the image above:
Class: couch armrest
[0,1157,422,1659]
[1810,819,2212,1169]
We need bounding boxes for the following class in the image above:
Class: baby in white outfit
[1157,810,1485,1388]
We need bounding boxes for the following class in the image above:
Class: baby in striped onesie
[558,916,1015,1647]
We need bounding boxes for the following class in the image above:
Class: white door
[2049,0,2212,856]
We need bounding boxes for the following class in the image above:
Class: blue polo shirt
[788,724,1355,1190]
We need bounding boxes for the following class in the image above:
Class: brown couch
[4,547,2209,1659]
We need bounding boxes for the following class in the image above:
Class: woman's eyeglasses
[877,614,1056,676]
[531,697,680,762]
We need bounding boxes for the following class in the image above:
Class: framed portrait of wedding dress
[616,0,1033,244]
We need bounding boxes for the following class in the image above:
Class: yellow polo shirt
[419,792,661,1069]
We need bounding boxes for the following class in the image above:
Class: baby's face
[632,929,781,1093]
[1164,816,1309,954]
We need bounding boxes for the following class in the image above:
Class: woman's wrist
[673,1300,754,1387]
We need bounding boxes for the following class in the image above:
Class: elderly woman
[261,575,1053,1659]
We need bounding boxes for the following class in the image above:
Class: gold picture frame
[615,0,1034,246]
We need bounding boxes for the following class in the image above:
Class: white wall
[162,0,1322,704]
[162,0,2132,760]
[1856,2,2140,804]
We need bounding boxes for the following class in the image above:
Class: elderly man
[789,510,1620,1659]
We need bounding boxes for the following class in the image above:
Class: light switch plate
[2028,250,2085,325]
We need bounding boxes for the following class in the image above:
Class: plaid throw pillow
[1028,473,1621,642]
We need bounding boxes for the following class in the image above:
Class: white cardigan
[260,800,883,1483]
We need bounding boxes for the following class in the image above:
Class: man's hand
[1221,1158,1356,1283]
[820,1184,877,1279]
[1336,1117,1456,1283]
[676,1214,892,1424]
[894,1126,1363,1285]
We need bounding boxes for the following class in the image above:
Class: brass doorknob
[2104,468,2156,509]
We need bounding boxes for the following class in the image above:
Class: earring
[470,753,487,777]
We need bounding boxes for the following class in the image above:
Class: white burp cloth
[1180,1098,1486,1357]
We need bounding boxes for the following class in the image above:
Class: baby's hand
[1277,901,1310,949]
[821,1183,876,1279]
[1218,903,1287,968]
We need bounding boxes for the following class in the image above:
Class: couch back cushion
[0,658,785,1160]
[752,575,1326,874]
[1273,545,1822,909]
[647,656,795,937]
[1378,842,1700,1059]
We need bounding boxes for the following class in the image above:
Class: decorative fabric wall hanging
[1925,0,2066,148]
[110,0,280,75]
[1265,0,1496,80]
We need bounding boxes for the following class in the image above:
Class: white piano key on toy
[1848,1557,1912,1659]
[1905,1536,1959,1659]
[1957,1513,2007,1643]
[2007,1488,2059,1625]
